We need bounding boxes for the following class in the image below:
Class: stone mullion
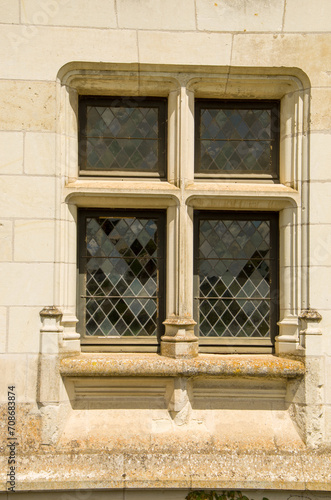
[161,87,198,358]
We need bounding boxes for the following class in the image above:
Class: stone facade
[1,1,331,498]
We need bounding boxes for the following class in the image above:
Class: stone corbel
[299,309,322,356]
[161,315,198,359]
[168,378,192,425]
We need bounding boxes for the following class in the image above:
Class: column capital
[40,306,63,333]
[40,305,62,319]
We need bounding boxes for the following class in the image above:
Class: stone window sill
[60,353,305,379]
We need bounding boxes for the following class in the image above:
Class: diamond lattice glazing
[197,219,271,337]
[197,107,275,174]
[83,104,159,172]
[83,216,160,337]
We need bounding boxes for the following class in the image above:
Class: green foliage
[186,490,269,500]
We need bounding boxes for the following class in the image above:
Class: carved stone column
[161,86,198,359]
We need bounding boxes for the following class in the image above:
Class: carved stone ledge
[60,353,305,379]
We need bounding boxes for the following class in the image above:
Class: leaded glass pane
[197,217,273,338]
[85,298,157,337]
[200,139,272,173]
[86,106,158,138]
[199,299,270,337]
[82,215,162,337]
[79,98,166,175]
[195,101,279,177]
[86,137,158,172]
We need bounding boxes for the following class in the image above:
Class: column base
[275,316,300,355]
[275,339,301,355]
[161,316,198,359]
[161,340,198,359]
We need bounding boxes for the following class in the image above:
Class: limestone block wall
[0,0,331,496]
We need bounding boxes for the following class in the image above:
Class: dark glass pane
[199,220,270,259]
[197,217,272,338]
[86,106,158,139]
[196,102,278,176]
[200,109,271,141]
[80,99,166,174]
[200,140,272,173]
[86,137,158,172]
[84,215,159,337]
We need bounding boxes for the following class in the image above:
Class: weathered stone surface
[117,0,196,30]
[0,131,23,174]
[0,219,13,262]
[21,0,117,28]
[196,0,285,32]
[284,0,331,32]
[0,263,54,306]
[2,447,331,491]
[0,0,19,23]
[0,81,56,131]
[60,353,305,379]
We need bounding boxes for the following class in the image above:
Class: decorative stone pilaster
[275,316,300,355]
[299,309,323,355]
[39,306,72,445]
[40,306,63,354]
[298,309,323,447]
[161,315,198,359]
[38,306,63,408]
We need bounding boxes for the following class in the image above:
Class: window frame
[58,64,307,357]
[194,99,280,181]
[193,210,279,353]
[77,208,166,350]
[78,96,168,179]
